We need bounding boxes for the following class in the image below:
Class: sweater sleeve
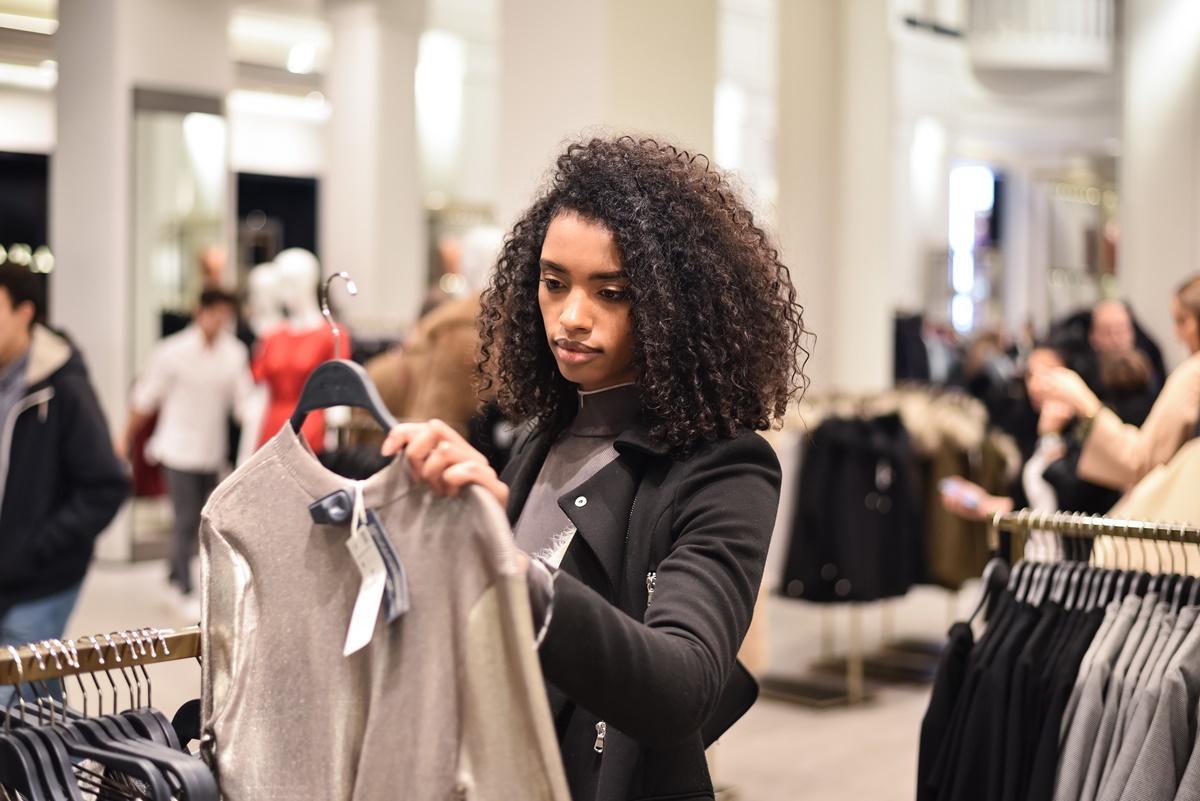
[1077,354,1200,491]
[537,433,779,748]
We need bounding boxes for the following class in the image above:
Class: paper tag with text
[344,525,387,656]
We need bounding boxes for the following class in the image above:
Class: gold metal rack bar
[988,510,1200,547]
[0,626,200,686]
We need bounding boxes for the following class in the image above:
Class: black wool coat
[502,423,780,801]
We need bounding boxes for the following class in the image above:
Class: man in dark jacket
[0,264,129,697]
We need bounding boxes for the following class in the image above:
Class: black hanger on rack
[12,636,217,801]
[969,557,1010,624]
[289,271,398,435]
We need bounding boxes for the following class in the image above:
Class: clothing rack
[0,626,200,685]
[988,510,1200,548]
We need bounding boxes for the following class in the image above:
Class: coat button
[574,496,587,507]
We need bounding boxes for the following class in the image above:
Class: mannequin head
[246,261,284,336]
[274,248,322,329]
[459,226,503,294]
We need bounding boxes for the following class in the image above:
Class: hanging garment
[200,425,569,801]
[779,413,925,602]
[252,325,351,452]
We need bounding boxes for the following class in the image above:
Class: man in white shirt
[118,289,253,614]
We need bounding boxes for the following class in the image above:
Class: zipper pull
[593,721,607,754]
[646,572,657,607]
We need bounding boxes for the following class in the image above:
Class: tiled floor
[62,558,975,800]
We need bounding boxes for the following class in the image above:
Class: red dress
[252,326,352,452]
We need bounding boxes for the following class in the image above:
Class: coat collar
[504,420,672,596]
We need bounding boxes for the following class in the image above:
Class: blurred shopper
[1049,298,1167,394]
[118,289,252,617]
[0,264,128,699]
[941,345,1122,555]
[1041,275,1200,491]
[352,226,514,467]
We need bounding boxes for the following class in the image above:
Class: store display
[918,512,1200,801]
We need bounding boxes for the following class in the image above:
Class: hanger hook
[322,272,358,359]
[5,645,24,726]
[63,639,87,720]
[1182,522,1193,578]
[83,636,107,716]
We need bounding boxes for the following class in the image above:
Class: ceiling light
[0,13,57,35]
[287,42,316,75]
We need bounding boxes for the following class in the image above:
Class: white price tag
[343,483,387,656]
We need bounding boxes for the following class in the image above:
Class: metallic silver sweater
[200,425,569,800]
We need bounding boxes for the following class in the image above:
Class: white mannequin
[458,225,503,294]
[245,261,284,337]
[274,248,323,331]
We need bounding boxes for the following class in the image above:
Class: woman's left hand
[381,419,510,508]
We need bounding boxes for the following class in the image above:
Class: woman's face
[538,212,638,391]
[1025,347,1064,411]
[1171,296,1200,354]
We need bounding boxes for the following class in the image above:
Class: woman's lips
[555,340,600,364]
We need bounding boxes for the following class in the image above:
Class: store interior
[1,0,1200,799]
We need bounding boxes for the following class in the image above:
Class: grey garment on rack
[1096,607,1199,801]
[1095,605,1175,793]
[1062,601,1121,741]
[1053,593,1143,801]
[1078,595,1161,801]
[1115,613,1200,801]
[1174,695,1200,801]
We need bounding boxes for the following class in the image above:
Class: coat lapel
[557,455,642,598]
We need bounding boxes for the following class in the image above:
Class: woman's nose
[560,290,591,331]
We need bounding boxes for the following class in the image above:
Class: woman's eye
[600,288,629,301]
[540,277,564,291]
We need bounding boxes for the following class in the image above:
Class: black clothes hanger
[289,272,398,435]
[969,557,1010,624]
[20,638,215,801]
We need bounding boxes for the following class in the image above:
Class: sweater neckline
[269,423,412,509]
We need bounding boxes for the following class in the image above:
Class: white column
[497,0,717,229]
[1119,0,1200,367]
[775,0,839,393]
[776,0,894,395]
[53,0,231,560]
[322,0,425,331]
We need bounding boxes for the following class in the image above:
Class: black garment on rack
[778,413,925,603]
[917,622,974,801]
[1025,606,1106,801]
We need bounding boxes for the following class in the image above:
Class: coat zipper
[0,388,53,513]
[593,721,607,754]
[646,571,657,606]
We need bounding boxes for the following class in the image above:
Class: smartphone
[939,477,982,510]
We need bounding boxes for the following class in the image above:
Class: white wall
[0,88,53,154]
[1120,0,1200,369]
[229,110,325,177]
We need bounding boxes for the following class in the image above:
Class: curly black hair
[478,135,809,453]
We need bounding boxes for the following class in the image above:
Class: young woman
[382,136,807,800]
[1040,276,1200,491]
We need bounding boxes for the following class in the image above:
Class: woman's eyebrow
[538,260,627,281]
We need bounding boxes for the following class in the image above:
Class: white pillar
[776,0,894,395]
[776,0,839,393]
[497,0,717,229]
[53,0,231,560]
[322,0,426,331]
[1119,0,1200,368]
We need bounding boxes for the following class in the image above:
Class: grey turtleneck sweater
[512,383,641,567]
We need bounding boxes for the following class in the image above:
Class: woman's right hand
[1037,367,1103,418]
[939,476,1013,522]
[381,419,510,508]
